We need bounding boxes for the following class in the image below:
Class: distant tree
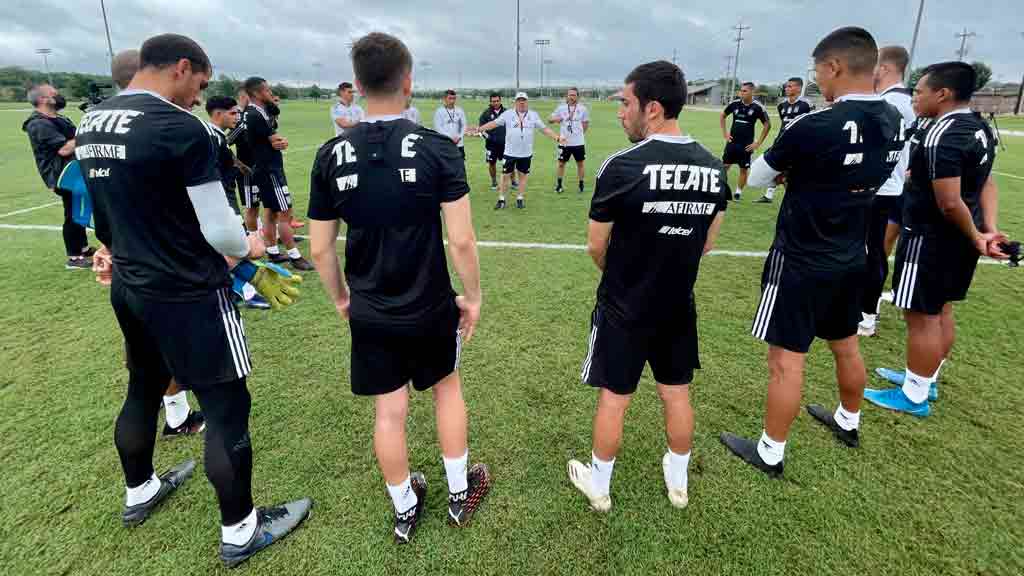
[210,74,240,98]
[68,75,92,99]
[908,66,927,89]
[308,84,321,100]
[272,83,291,99]
[971,61,992,90]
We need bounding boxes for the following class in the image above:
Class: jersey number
[842,121,863,166]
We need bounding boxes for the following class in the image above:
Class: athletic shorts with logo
[558,145,586,163]
[236,172,260,209]
[751,249,864,353]
[892,233,979,315]
[112,279,251,389]
[485,142,505,164]
[581,305,699,395]
[348,299,461,396]
[722,141,753,169]
[254,168,292,212]
[503,156,532,175]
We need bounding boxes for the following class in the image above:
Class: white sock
[756,430,786,466]
[834,405,861,431]
[736,187,743,196]
[125,473,161,507]
[764,187,775,199]
[443,450,469,494]
[266,245,280,255]
[499,195,505,201]
[861,312,877,327]
[590,452,615,497]
[934,359,947,381]
[901,367,934,404]
[517,194,524,200]
[666,449,690,490]
[287,247,301,259]
[386,475,419,514]
[163,391,190,429]
[221,508,258,546]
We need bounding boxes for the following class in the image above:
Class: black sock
[557,177,563,188]
[579,180,584,191]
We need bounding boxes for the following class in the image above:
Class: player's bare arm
[308,218,350,318]
[587,220,613,271]
[441,195,481,342]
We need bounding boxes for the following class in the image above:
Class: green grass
[1,99,1022,576]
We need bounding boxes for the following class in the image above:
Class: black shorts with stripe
[581,304,699,395]
[558,145,586,163]
[722,141,753,169]
[892,233,979,315]
[254,168,292,213]
[485,142,505,164]
[503,156,532,175]
[751,250,863,353]
[237,172,260,209]
[112,278,251,390]
[348,298,462,396]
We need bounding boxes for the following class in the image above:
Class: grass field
[1,97,1023,576]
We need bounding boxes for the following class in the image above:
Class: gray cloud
[2,0,1021,89]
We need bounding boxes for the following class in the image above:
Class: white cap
[515,91,528,100]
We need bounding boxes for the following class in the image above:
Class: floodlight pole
[36,48,53,85]
[515,0,521,90]
[906,0,925,83]
[535,39,550,94]
[100,0,114,62]
[729,21,750,100]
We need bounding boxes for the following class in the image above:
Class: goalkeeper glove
[232,259,303,310]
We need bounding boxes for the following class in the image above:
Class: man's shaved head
[111,49,140,90]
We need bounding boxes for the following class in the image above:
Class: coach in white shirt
[477,92,564,210]
[433,89,467,159]
[550,87,590,193]
[331,81,364,137]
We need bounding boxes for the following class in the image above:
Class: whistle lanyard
[565,104,576,134]
[446,107,458,127]
[517,111,528,139]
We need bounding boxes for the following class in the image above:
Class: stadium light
[35,48,53,85]
[543,58,553,97]
[535,39,551,94]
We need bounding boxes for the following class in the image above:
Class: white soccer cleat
[857,314,877,337]
[567,460,611,513]
[662,453,689,509]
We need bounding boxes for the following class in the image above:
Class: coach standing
[23,84,92,269]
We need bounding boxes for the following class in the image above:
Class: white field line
[994,171,1024,181]
[0,200,61,219]
[0,223,1011,266]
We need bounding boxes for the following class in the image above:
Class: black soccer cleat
[394,472,427,544]
[448,463,491,527]
[162,410,206,437]
[65,257,92,270]
[515,198,525,210]
[220,498,313,568]
[754,196,773,204]
[806,404,860,448]
[267,252,289,264]
[555,185,564,194]
[494,199,507,210]
[719,432,783,478]
[289,256,314,271]
[122,459,196,527]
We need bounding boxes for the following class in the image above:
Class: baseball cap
[515,91,528,100]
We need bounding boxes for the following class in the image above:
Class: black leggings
[115,375,255,526]
[57,188,88,256]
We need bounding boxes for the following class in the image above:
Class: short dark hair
[139,34,211,75]
[205,95,237,114]
[923,61,978,102]
[568,86,579,94]
[243,76,267,97]
[350,33,412,96]
[878,46,910,74]
[787,77,804,86]
[812,27,878,76]
[338,82,353,91]
[489,92,501,99]
[741,82,755,89]
[624,60,686,120]
[445,89,457,96]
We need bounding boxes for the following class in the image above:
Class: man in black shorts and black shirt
[720,82,771,201]
[308,32,491,544]
[865,62,1008,417]
[719,27,905,477]
[478,92,514,191]
[242,77,313,270]
[757,77,813,203]
[566,61,728,513]
[228,86,259,232]
[75,33,310,566]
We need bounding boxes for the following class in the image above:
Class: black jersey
[75,90,229,300]
[208,122,238,193]
[723,99,770,144]
[590,134,730,330]
[226,118,252,167]
[903,110,996,238]
[479,105,507,146]
[777,98,814,130]
[308,117,470,327]
[243,103,282,171]
[763,95,905,272]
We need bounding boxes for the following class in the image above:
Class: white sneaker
[857,314,877,337]
[567,460,611,512]
[880,291,895,304]
[662,453,688,509]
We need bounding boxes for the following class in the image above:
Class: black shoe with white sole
[448,463,491,527]
[220,498,313,568]
[122,459,196,527]
[806,404,860,448]
[162,410,206,437]
[394,472,427,544]
[719,433,783,478]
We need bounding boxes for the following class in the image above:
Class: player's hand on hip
[455,295,481,344]
[724,134,733,142]
[247,233,266,259]
[745,142,759,152]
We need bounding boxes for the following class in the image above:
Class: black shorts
[887,194,904,225]
[457,146,466,160]
[892,234,979,315]
[503,156,532,175]
[224,182,240,216]
[581,305,699,395]
[112,279,251,390]
[485,143,505,164]
[722,142,752,169]
[751,250,864,353]
[254,169,292,213]
[348,300,461,396]
[558,145,586,163]
[237,172,260,209]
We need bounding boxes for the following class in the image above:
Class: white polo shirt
[877,84,916,197]
[401,106,420,125]
[433,105,467,147]
[492,109,548,158]
[331,100,365,136]
[552,102,589,147]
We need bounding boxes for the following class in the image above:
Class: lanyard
[446,106,458,126]
[566,104,576,133]
[516,111,528,138]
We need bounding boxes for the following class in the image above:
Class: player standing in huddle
[720,82,771,201]
[757,77,813,203]
[228,86,260,233]
[719,27,905,476]
[434,89,468,160]
[478,93,515,191]
[567,61,728,513]
[865,62,1008,416]
[550,87,590,194]
[332,82,365,137]
[308,32,490,544]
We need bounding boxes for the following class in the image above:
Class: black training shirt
[23,111,77,189]
[479,105,507,147]
[723,99,770,145]
[75,90,230,300]
[308,117,470,327]
[590,134,730,330]
[208,122,238,195]
[777,98,814,130]
[764,95,905,272]
[244,103,283,171]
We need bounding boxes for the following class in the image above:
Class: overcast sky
[2,1,1021,90]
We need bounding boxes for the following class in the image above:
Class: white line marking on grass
[0,109,33,113]
[0,201,61,219]
[283,144,322,155]
[994,171,1024,181]
[0,224,61,231]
